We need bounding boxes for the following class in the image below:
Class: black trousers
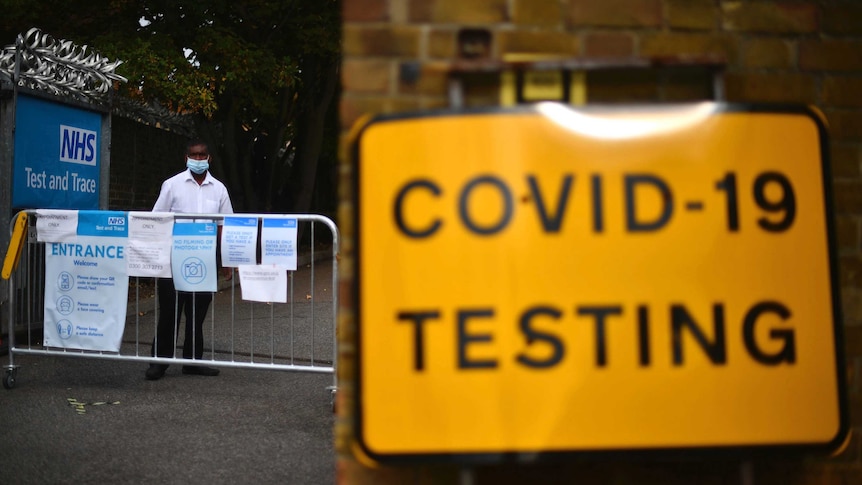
[152,277,213,361]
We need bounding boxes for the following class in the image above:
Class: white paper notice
[127,212,174,277]
[36,209,78,242]
[261,218,297,270]
[238,265,287,303]
[43,210,129,352]
[221,217,258,267]
[171,223,218,292]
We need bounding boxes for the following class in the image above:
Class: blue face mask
[187,157,209,174]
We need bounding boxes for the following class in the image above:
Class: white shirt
[152,169,234,216]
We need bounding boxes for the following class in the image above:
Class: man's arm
[220,190,234,214]
[152,181,172,212]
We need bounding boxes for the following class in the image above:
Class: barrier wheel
[3,371,15,390]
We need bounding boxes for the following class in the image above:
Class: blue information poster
[221,216,259,267]
[172,223,218,292]
[261,218,297,270]
[43,210,128,352]
[12,94,101,209]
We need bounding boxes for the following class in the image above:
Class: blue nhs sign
[59,125,98,165]
[12,94,102,209]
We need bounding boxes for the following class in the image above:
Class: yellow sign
[354,103,847,461]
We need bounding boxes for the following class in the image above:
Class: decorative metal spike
[0,28,127,102]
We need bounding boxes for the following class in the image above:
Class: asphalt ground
[0,258,337,484]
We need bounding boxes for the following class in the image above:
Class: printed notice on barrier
[261,218,297,270]
[126,212,174,277]
[238,265,287,303]
[221,217,259,267]
[172,222,217,292]
[36,209,78,242]
[43,210,129,352]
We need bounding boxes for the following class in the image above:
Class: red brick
[845,288,862,331]
[826,110,862,142]
[342,25,422,57]
[340,95,387,129]
[512,0,563,28]
[407,0,433,22]
[740,38,793,69]
[832,143,862,178]
[397,64,448,96]
[834,180,862,214]
[666,0,717,30]
[840,253,862,287]
[583,32,635,58]
[823,77,862,109]
[845,325,862,356]
[836,215,859,251]
[800,40,862,72]
[497,31,579,57]
[567,0,662,28]
[822,4,862,36]
[428,29,458,59]
[721,2,818,34]
[340,94,426,131]
[724,72,816,104]
[342,59,393,94]
[639,33,738,64]
[408,0,508,24]
[343,0,388,22]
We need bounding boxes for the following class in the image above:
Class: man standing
[146,139,234,380]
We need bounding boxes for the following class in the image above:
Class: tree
[0,0,341,214]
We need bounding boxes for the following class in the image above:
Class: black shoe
[182,366,220,376]
[145,364,167,380]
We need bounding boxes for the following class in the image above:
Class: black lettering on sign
[459,176,513,236]
[526,175,573,233]
[753,172,796,233]
[516,306,565,369]
[576,305,623,367]
[458,309,498,369]
[625,174,673,232]
[397,310,441,371]
[671,303,727,365]
[591,174,604,233]
[743,301,796,365]
[394,179,442,238]
[393,300,798,373]
[637,305,650,366]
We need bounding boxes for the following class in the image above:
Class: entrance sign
[42,210,128,352]
[354,103,847,461]
[12,93,101,209]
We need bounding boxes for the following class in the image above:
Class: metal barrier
[2,210,338,406]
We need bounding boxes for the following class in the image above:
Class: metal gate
[2,210,338,406]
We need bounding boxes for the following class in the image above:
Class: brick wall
[338,1,862,483]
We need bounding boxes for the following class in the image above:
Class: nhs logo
[107,217,126,226]
[59,125,97,165]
